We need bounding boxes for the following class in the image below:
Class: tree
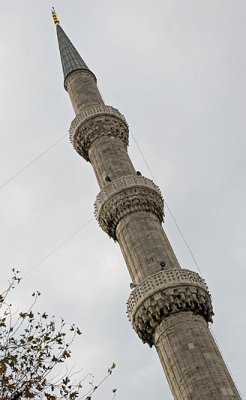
[0,269,116,400]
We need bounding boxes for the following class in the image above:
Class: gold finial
[51,7,60,25]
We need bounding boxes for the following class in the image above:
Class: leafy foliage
[0,270,116,400]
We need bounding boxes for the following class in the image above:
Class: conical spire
[52,8,92,83]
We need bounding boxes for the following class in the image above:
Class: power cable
[162,203,203,277]
[23,218,93,277]
[0,134,68,192]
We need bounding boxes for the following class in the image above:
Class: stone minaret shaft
[53,11,241,400]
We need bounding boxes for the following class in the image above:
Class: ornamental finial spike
[51,7,60,25]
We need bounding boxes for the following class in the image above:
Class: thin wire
[0,133,68,192]
[131,131,203,277]
[23,218,93,277]
[163,203,203,276]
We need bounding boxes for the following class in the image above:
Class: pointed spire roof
[52,8,93,84]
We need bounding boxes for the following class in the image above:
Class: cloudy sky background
[0,1,245,398]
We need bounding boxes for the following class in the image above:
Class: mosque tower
[52,9,241,399]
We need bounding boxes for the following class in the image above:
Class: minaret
[52,10,241,399]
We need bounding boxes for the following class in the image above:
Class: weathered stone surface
[66,70,104,114]
[89,136,136,189]
[127,269,213,345]
[95,175,164,239]
[155,312,241,400]
[116,212,181,283]
[70,104,129,160]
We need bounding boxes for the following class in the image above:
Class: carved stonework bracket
[69,104,129,161]
[95,175,164,239]
[127,269,214,346]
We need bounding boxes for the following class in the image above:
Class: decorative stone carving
[127,269,213,346]
[69,104,129,160]
[95,175,164,239]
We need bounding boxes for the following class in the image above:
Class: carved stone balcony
[95,175,164,239]
[127,269,213,346]
[69,104,129,161]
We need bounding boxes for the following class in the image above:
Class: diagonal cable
[23,218,93,277]
[0,134,68,192]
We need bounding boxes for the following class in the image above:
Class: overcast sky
[0,1,245,399]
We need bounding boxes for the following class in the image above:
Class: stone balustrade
[127,269,213,345]
[95,175,164,239]
[69,104,129,160]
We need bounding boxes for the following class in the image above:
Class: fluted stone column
[68,76,241,397]
[54,16,241,398]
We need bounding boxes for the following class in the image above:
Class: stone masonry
[53,13,241,399]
